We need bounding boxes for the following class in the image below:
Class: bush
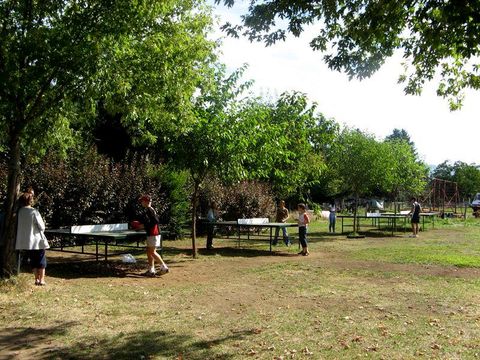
[200,179,275,221]
[16,148,167,229]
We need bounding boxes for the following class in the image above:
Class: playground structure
[421,178,461,216]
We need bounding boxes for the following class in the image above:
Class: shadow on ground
[0,323,247,359]
[0,322,75,359]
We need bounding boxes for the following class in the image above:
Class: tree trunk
[0,133,22,278]
[190,180,199,258]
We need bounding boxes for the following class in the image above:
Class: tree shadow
[0,321,76,359]
[0,322,247,359]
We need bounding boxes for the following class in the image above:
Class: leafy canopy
[217,0,480,110]
[238,92,338,199]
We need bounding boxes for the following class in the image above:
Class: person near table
[297,203,310,256]
[139,195,169,276]
[409,197,421,237]
[15,191,49,286]
[206,202,218,250]
[273,200,291,246]
[328,202,336,233]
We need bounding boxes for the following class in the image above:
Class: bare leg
[33,268,38,284]
[146,247,155,271]
[152,250,166,267]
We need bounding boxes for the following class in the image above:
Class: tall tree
[240,92,337,200]
[218,0,480,109]
[383,139,428,211]
[331,129,386,234]
[385,128,416,153]
[0,0,215,277]
[432,161,455,182]
[451,162,480,200]
[164,64,251,257]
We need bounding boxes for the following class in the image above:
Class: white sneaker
[143,270,156,277]
[159,265,169,275]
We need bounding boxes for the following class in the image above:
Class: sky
[210,2,480,166]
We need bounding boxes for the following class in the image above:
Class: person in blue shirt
[328,202,336,233]
[206,202,218,250]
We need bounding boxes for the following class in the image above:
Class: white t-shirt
[298,213,308,227]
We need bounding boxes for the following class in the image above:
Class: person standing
[15,191,49,286]
[273,200,291,246]
[139,195,169,276]
[297,203,310,256]
[328,202,336,233]
[409,197,421,237]
[206,202,218,250]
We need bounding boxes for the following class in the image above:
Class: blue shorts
[27,250,47,269]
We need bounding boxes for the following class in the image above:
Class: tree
[0,0,215,277]
[432,161,455,182]
[451,162,480,200]
[239,92,337,200]
[164,64,252,257]
[218,0,480,109]
[331,129,386,234]
[383,139,428,211]
[385,128,416,154]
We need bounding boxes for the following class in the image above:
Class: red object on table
[131,220,142,229]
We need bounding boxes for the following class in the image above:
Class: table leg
[95,240,99,261]
[269,227,273,252]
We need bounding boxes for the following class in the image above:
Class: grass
[1,218,480,359]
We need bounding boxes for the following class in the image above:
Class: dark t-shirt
[411,202,421,223]
[141,207,160,235]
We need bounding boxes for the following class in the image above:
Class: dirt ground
[46,237,480,287]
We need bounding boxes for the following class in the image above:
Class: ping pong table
[212,219,297,252]
[45,223,154,261]
[337,212,437,235]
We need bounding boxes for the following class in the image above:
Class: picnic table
[212,218,297,252]
[45,223,157,261]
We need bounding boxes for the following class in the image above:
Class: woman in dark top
[409,197,421,237]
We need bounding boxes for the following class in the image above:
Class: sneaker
[159,266,169,275]
[143,270,156,277]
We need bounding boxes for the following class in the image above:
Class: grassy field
[1,218,480,359]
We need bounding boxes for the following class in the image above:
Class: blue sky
[210,2,480,166]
